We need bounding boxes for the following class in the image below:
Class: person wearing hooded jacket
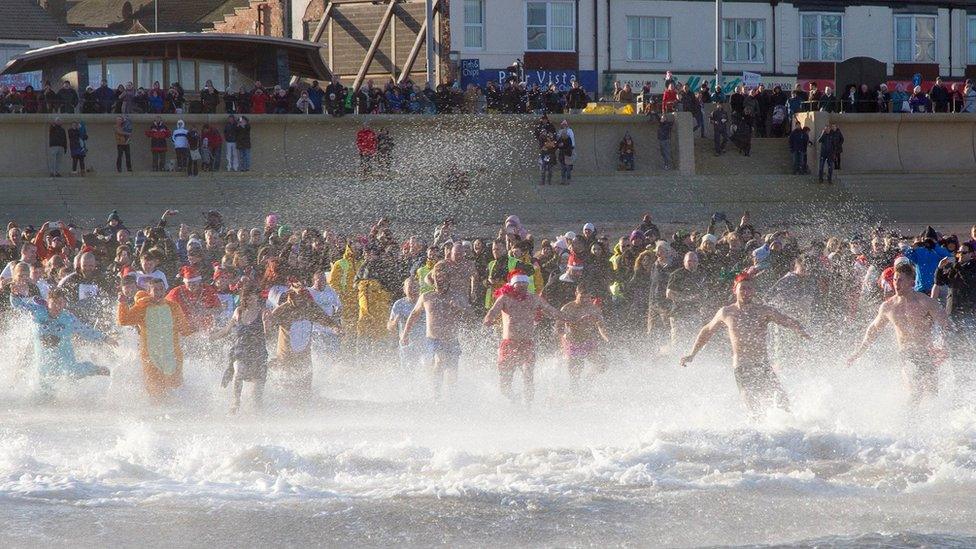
[172,120,189,172]
[145,118,170,171]
[900,228,952,293]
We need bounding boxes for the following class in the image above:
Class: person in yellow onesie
[354,246,392,344]
[327,242,362,342]
[118,276,191,400]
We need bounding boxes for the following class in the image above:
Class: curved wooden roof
[2,33,331,79]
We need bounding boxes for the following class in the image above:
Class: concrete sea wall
[796,112,976,173]
[0,113,694,177]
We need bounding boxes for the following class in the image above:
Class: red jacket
[202,129,223,150]
[356,128,377,155]
[145,124,171,152]
[165,284,222,333]
[34,225,77,262]
[251,93,267,114]
[661,89,678,112]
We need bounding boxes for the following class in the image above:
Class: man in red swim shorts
[484,272,573,405]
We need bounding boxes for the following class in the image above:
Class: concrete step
[1,172,973,237]
[694,137,793,175]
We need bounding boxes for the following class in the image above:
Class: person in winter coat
[171,119,189,172]
[200,80,220,113]
[185,125,201,177]
[296,90,314,114]
[250,87,267,114]
[909,86,932,113]
[223,115,238,171]
[201,124,223,172]
[830,124,844,170]
[114,115,132,172]
[817,126,835,183]
[236,116,252,172]
[67,121,88,176]
[48,118,67,177]
[356,122,378,176]
[56,81,78,113]
[788,123,810,175]
[145,117,170,172]
[565,80,589,111]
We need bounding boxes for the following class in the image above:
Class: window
[968,16,976,63]
[801,13,842,61]
[463,0,485,49]
[526,1,575,52]
[104,59,133,88]
[0,44,41,88]
[894,15,936,63]
[723,19,765,63]
[167,60,197,90]
[86,60,104,85]
[198,61,226,91]
[626,16,670,61]
[137,59,164,88]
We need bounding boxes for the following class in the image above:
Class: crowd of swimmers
[0,208,972,416]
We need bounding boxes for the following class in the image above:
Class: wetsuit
[229,312,268,383]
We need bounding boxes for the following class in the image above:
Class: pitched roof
[0,0,73,41]
[66,0,249,32]
[66,0,147,29]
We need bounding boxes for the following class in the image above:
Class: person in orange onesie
[118,276,192,400]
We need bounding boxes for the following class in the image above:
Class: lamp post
[715,0,722,90]
[425,0,435,88]
[154,0,159,32]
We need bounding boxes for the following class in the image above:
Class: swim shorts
[561,338,597,360]
[498,339,536,372]
[427,338,462,360]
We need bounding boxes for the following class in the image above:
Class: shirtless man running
[680,273,810,417]
[848,261,949,405]
[402,264,466,398]
[556,283,610,392]
[484,272,574,404]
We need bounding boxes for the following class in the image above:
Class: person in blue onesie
[11,286,115,383]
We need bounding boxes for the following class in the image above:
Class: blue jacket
[901,243,952,292]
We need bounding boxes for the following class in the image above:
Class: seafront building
[5,1,976,96]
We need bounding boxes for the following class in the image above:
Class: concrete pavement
[2,170,972,237]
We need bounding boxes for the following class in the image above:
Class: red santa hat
[180,265,202,283]
[507,269,530,285]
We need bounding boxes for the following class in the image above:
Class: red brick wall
[211,0,286,37]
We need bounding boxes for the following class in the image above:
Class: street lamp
[715,0,722,90]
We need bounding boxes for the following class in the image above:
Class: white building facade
[448,0,976,95]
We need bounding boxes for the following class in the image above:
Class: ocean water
[1,322,975,548]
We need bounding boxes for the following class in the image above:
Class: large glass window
[137,59,164,88]
[968,16,976,63]
[167,59,196,89]
[894,15,936,63]
[723,18,765,63]
[526,1,575,52]
[801,13,842,61]
[0,44,41,88]
[86,60,103,85]
[463,0,484,49]
[198,61,226,91]
[626,16,670,62]
[104,59,133,88]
